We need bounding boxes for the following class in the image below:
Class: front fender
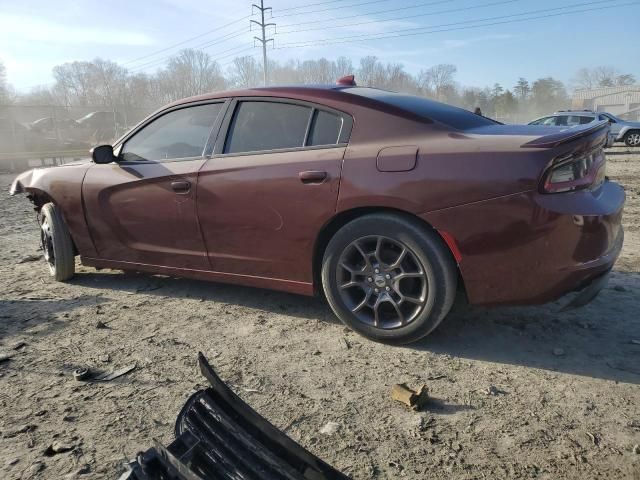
[9,164,98,257]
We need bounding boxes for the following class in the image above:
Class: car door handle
[171,180,191,193]
[299,171,328,184]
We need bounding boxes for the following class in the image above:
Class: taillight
[541,148,606,193]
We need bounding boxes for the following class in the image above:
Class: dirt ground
[1,147,639,480]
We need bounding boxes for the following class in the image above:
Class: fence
[0,104,154,173]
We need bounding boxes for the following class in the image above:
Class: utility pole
[251,1,275,86]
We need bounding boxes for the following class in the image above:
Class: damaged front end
[119,354,348,480]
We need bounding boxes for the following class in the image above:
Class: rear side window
[345,87,499,130]
[308,110,343,146]
[579,116,595,124]
[225,102,312,154]
[121,103,223,161]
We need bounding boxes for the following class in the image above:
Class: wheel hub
[336,235,429,330]
[373,273,386,288]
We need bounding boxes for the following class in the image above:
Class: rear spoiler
[119,353,348,479]
[522,120,609,149]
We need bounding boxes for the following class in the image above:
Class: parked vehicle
[11,77,624,344]
[76,111,125,143]
[29,117,79,133]
[529,110,640,147]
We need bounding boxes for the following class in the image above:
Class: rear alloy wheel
[624,131,640,147]
[322,213,457,344]
[40,203,76,281]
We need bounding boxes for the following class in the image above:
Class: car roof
[165,84,498,131]
[551,110,597,116]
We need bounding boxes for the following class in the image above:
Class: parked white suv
[529,110,640,147]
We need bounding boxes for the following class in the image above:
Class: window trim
[214,97,353,158]
[113,99,230,164]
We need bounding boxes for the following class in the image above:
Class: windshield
[344,87,500,130]
[600,112,621,123]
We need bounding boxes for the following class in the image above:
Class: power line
[275,0,634,47]
[122,14,253,67]
[275,0,451,30]
[128,28,250,73]
[272,0,392,18]
[130,44,257,75]
[277,0,520,34]
[276,0,357,13]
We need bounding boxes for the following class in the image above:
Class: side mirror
[91,144,117,164]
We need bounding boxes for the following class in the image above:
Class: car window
[579,116,595,124]
[555,116,568,126]
[533,116,556,126]
[121,104,223,161]
[345,87,499,129]
[225,101,312,154]
[567,116,586,126]
[308,110,343,146]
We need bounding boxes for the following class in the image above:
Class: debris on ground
[483,385,507,396]
[73,367,91,381]
[0,351,16,363]
[44,441,76,456]
[17,254,43,264]
[633,444,640,454]
[391,383,429,411]
[586,431,599,446]
[92,363,137,382]
[95,320,108,329]
[319,421,340,435]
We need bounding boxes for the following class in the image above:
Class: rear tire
[40,203,75,281]
[624,130,640,147]
[321,213,457,344]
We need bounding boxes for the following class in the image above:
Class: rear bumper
[559,269,611,311]
[422,180,625,306]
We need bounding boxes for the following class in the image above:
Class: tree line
[1,51,637,121]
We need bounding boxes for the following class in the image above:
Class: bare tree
[228,56,262,88]
[418,64,457,100]
[156,49,225,103]
[592,66,618,87]
[333,57,354,80]
[573,67,595,90]
[358,56,381,87]
[616,73,636,86]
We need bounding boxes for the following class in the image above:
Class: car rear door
[82,101,227,270]
[196,98,352,285]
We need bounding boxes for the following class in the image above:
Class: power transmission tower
[251,1,275,86]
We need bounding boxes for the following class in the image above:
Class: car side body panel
[81,159,210,270]
[197,146,345,283]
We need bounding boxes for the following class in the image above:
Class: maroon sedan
[11,78,624,344]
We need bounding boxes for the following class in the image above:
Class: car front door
[82,101,227,270]
[196,99,352,286]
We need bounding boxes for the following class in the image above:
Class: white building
[572,85,640,120]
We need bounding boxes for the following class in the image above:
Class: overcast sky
[1,0,638,92]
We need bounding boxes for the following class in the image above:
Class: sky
[1,0,639,92]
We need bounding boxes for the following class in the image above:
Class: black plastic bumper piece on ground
[119,353,348,480]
